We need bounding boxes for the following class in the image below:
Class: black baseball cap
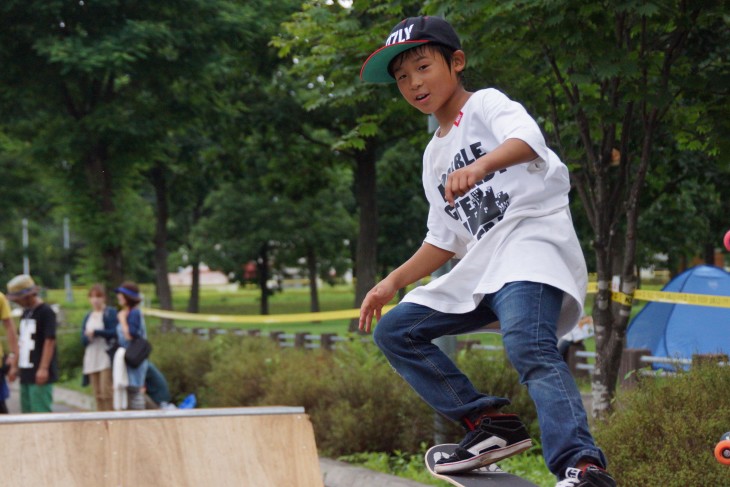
[360,16,461,83]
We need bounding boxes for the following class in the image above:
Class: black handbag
[124,337,152,367]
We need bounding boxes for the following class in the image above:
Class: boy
[7,274,58,413]
[359,16,615,487]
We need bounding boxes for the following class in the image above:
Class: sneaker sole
[433,438,533,474]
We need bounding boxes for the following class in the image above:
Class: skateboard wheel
[715,439,730,465]
[721,431,730,442]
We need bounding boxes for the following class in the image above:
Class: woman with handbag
[115,281,151,410]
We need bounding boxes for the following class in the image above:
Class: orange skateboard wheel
[715,439,730,465]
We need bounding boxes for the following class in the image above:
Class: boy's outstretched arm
[444,138,538,206]
[359,243,454,332]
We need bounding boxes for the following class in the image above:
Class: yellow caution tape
[611,291,634,307]
[143,305,397,325]
[633,289,730,308]
[587,282,730,308]
[142,283,730,326]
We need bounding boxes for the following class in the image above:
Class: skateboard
[715,431,730,465]
[425,444,539,487]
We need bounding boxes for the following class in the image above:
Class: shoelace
[554,467,582,487]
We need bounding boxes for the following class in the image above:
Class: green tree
[0,0,255,295]
[196,119,356,315]
[376,138,430,298]
[164,136,224,313]
[0,132,83,289]
[638,145,728,272]
[273,0,426,329]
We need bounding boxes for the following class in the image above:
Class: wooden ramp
[0,406,322,487]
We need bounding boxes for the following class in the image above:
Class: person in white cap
[7,274,58,413]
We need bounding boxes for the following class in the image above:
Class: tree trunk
[150,163,174,331]
[101,247,125,301]
[590,244,615,418]
[187,199,205,313]
[350,144,377,332]
[591,116,657,418]
[258,242,270,315]
[83,144,124,300]
[306,245,320,313]
[187,259,200,313]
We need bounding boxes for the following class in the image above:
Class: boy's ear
[453,50,467,73]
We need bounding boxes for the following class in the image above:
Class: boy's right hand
[359,279,398,333]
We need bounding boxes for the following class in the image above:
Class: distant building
[168,264,229,287]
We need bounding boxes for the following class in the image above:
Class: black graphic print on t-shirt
[437,140,510,239]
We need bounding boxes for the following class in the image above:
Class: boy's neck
[434,88,472,136]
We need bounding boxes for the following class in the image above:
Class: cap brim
[115,287,141,299]
[360,40,429,83]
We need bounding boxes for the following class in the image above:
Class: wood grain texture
[5,410,322,486]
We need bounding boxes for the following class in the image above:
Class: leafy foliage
[594,363,730,485]
[150,331,539,458]
[0,0,270,290]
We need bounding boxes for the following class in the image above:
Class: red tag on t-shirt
[454,111,464,127]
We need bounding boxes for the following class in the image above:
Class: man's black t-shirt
[18,303,58,384]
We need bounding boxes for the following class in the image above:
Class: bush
[260,340,434,456]
[55,329,84,382]
[147,334,547,459]
[149,331,215,404]
[200,336,280,407]
[594,363,730,486]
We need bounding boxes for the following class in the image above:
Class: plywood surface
[3,409,322,487]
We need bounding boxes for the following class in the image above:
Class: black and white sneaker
[555,465,616,487]
[434,414,532,473]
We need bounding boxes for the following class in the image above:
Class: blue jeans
[373,281,606,476]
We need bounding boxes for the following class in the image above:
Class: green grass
[45,285,361,333]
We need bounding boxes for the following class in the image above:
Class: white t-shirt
[402,88,587,337]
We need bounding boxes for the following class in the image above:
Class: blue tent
[626,265,730,369]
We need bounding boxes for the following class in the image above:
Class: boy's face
[391,46,465,116]
[14,293,37,309]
